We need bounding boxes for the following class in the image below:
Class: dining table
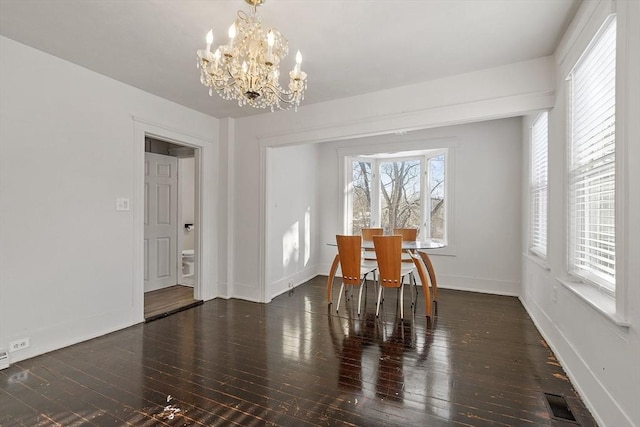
[326,239,445,315]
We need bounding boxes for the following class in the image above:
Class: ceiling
[0,0,580,119]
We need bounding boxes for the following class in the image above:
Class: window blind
[530,112,548,258]
[568,16,616,292]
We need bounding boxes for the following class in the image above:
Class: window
[529,112,548,258]
[567,16,616,293]
[351,159,373,232]
[379,158,422,232]
[348,150,447,243]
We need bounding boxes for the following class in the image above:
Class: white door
[144,152,178,292]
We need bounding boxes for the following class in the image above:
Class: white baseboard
[231,281,264,303]
[215,280,230,300]
[268,267,318,301]
[437,274,520,296]
[5,307,138,366]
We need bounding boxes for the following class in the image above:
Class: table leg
[327,254,340,304]
[411,255,432,318]
[418,251,438,302]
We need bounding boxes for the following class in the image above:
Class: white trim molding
[132,117,219,321]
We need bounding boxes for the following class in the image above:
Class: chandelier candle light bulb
[228,23,236,46]
[196,0,307,111]
[206,30,213,52]
[294,50,302,75]
[267,29,274,60]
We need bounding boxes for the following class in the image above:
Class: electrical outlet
[0,350,9,370]
[9,338,29,353]
[552,285,558,303]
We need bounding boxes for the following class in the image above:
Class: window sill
[523,252,550,271]
[555,277,630,329]
[422,244,456,257]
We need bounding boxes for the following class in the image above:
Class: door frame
[133,117,217,323]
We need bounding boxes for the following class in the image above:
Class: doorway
[143,137,203,321]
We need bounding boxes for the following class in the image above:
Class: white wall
[266,143,320,299]
[232,55,555,303]
[317,118,523,295]
[519,1,640,426]
[0,37,219,363]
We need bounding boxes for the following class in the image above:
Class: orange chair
[361,228,383,261]
[335,235,377,316]
[372,235,415,320]
[393,228,418,261]
[393,228,439,312]
[392,228,417,241]
[361,228,384,241]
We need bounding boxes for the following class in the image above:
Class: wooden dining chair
[393,228,438,313]
[361,227,383,261]
[372,235,415,320]
[393,228,418,262]
[335,235,377,316]
[361,228,384,241]
[392,228,417,241]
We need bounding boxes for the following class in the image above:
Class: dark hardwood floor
[1,277,596,426]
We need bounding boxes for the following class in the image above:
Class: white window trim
[337,139,457,257]
[556,277,629,329]
[556,0,635,326]
[528,111,549,260]
[557,7,635,325]
[345,156,374,233]
[565,14,617,295]
[348,150,446,240]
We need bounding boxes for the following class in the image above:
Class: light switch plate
[116,198,130,211]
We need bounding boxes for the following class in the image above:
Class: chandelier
[196,0,307,111]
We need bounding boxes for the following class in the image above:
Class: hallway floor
[144,284,202,322]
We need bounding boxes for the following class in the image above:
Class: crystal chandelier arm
[196,0,307,111]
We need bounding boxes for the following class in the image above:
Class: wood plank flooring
[1,277,597,426]
[144,285,203,321]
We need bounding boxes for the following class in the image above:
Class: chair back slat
[393,228,417,241]
[361,228,383,241]
[393,228,417,263]
[361,228,382,259]
[336,235,362,285]
[373,235,403,288]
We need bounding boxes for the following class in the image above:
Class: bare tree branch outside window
[352,161,372,235]
[429,154,446,241]
[380,160,421,234]
[350,153,446,242]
